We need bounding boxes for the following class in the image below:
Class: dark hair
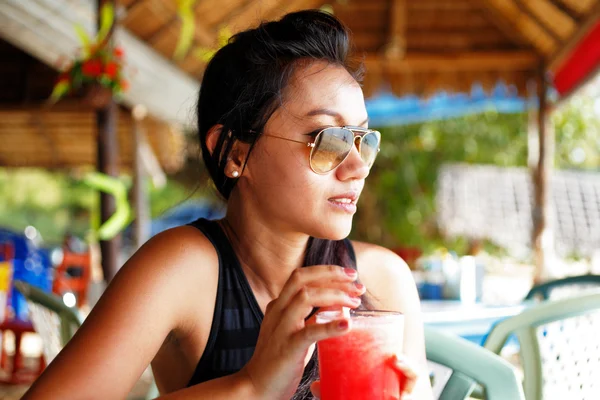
[197,10,371,399]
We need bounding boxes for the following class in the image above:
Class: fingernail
[344,268,357,277]
[354,282,365,291]
[350,296,362,304]
[337,319,349,330]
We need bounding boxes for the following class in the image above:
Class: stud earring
[232,170,239,178]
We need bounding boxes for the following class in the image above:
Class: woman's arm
[22,226,229,400]
[354,242,434,400]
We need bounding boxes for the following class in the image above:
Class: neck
[221,193,310,300]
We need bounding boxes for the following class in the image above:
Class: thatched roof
[0,105,185,172]
[0,0,598,170]
[120,0,600,96]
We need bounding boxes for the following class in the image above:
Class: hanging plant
[173,0,197,60]
[49,3,128,108]
[195,26,231,63]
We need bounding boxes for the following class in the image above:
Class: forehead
[280,61,368,125]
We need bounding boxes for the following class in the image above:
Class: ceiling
[118,0,600,96]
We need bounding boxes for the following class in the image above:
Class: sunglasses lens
[360,131,380,167]
[311,128,354,173]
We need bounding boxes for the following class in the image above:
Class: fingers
[310,380,321,399]
[277,285,361,332]
[290,317,350,350]
[390,355,418,396]
[275,265,358,311]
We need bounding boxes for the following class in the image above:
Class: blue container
[0,228,53,321]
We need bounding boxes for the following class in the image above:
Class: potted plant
[49,3,128,108]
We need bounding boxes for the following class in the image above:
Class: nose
[335,144,370,182]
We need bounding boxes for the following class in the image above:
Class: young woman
[23,10,433,400]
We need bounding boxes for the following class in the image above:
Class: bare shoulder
[119,224,220,323]
[350,240,418,313]
[126,224,218,278]
[21,225,221,399]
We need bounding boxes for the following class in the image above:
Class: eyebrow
[305,108,369,126]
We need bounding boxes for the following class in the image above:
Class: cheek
[249,143,313,186]
[246,147,326,206]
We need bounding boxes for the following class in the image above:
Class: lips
[328,191,359,205]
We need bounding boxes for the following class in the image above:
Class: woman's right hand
[239,265,365,400]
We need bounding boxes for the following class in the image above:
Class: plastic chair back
[14,280,83,363]
[15,280,161,399]
[525,275,600,301]
[426,326,524,400]
[484,293,600,400]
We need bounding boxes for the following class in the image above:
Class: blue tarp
[365,83,528,127]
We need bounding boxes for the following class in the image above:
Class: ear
[227,140,251,177]
[205,124,224,157]
[205,124,251,178]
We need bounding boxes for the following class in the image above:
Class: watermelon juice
[317,310,404,400]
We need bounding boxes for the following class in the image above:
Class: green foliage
[0,169,199,245]
[352,94,599,256]
[351,110,528,255]
[553,95,600,169]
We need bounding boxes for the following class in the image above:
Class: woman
[23,10,432,400]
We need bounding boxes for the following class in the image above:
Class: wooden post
[531,65,555,283]
[96,0,120,283]
[527,79,539,170]
[132,105,151,250]
[385,0,406,59]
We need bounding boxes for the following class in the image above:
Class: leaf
[82,172,131,241]
[217,26,232,47]
[97,2,115,45]
[173,0,196,60]
[194,47,216,63]
[74,24,92,57]
[48,81,71,103]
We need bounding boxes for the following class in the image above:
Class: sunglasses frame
[263,126,381,174]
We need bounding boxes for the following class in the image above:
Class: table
[421,300,529,344]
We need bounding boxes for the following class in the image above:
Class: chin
[311,215,353,241]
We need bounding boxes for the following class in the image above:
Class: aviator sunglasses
[261,126,381,174]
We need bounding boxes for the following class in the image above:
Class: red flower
[113,47,124,58]
[104,62,119,79]
[81,59,103,77]
[56,73,70,83]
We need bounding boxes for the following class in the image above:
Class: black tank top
[185,218,357,398]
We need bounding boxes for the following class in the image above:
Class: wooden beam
[513,0,563,44]
[468,0,532,48]
[263,0,327,22]
[227,0,284,33]
[385,0,406,59]
[407,30,508,50]
[478,0,556,55]
[548,1,600,70]
[365,51,538,72]
[545,0,582,23]
[408,1,474,12]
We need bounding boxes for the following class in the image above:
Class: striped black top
[185,218,356,399]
